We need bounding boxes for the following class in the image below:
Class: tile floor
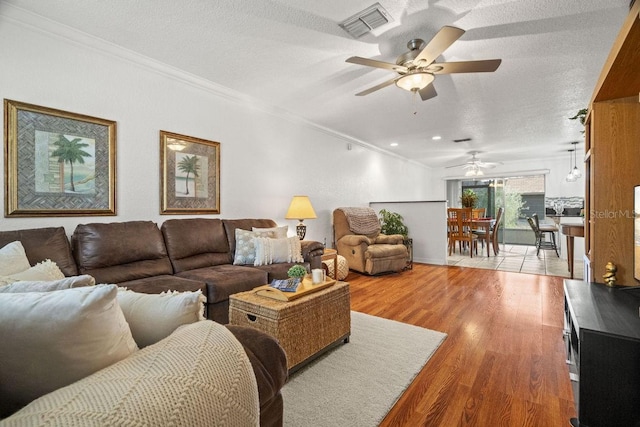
[447,242,584,280]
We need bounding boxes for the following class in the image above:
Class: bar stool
[528,213,559,256]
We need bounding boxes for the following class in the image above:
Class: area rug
[282,311,447,427]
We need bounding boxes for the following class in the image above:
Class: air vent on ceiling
[339,3,393,38]
[453,138,472,143]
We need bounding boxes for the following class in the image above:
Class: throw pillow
[0,241,31,277]
[252,225,288,239]
[116,288,206,348]
[0,275,96,293]
[0,259,65,285]
[233,228,286,265]
[0,284,138,417]
[254,236,303,266]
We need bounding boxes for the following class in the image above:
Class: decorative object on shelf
[285,196,317,239]
[4,99,116,217]
[603,261,618,286]
[460,189,478,208]
[287,264,307,280]
[378,209,409,237]
[160,130,220,215]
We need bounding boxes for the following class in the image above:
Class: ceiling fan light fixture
[395,72,434,92]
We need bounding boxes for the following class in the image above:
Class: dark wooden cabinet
[564,280,640,426]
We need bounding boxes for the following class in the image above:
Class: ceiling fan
[346,26,501,101]
[446,152,502,176]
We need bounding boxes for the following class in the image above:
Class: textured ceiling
[2,0,631,168]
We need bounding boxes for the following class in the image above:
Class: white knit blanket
[2,321,260,427]
[339,207,381,236]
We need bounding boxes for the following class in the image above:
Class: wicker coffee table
[229,281,351,372]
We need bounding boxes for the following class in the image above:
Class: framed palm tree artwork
[159,130,220,214]
[3,99,116,216]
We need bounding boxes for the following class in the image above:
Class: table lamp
[285,196,317,240]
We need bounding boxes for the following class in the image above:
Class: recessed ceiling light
[432,136,442,140]
[390,142,398,147]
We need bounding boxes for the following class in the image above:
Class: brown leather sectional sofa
[0,218,324,426]
[70,218,324,323]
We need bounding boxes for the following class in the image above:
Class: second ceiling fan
[346,26,501,101]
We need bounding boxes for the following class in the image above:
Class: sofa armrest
[5,321,260,426]
[374,234,405,244]
[301,240,324,270]
[338,235,375,246]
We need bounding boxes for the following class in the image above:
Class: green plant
[287,264,307,278]
[378,209,409,237]
[460,189,478,208]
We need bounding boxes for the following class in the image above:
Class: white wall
[0,7,434,245]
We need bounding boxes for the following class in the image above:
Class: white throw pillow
[252,225,288,239]
[0,275,96,293]
[116,288,206,348]
[233,228,287,265]
[0,259,65,285]
[0,284,138,417]
[0,241,31,276]
[254,236,304,266]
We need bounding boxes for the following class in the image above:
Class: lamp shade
[285,196,317,220]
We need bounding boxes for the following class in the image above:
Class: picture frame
[160,130,220,214]
[4,99,116,217]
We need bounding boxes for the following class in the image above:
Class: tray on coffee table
[255,275,336,301]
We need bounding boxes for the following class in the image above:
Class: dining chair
[447,207,478,257]
[472,207,504,255]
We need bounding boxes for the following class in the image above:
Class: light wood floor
[346,263,576,427]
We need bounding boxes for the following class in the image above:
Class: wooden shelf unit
[584,2,640,286]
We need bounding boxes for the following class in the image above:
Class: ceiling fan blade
[430,59,502,74]
[414,26,465,67]
[355,77,398,96]
[419,83,437,101]
[346,56,408,73]
[445,162,473,169]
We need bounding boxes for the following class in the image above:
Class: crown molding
[1,4,429,170]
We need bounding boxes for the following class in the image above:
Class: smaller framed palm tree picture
[4,99,116,217]
[160,130,220,214]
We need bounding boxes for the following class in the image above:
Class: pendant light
[566,149,577,182]
[570,141,582,178]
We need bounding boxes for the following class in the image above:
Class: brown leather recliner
[333,207,408,275]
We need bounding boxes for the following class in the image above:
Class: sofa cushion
[117,288,206,348]
[117,274,206,294]
[0,227,78,277]
[72,221,174,283]
[176,264,268,304]
[161,218,232,272]
[0,284,138,417]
